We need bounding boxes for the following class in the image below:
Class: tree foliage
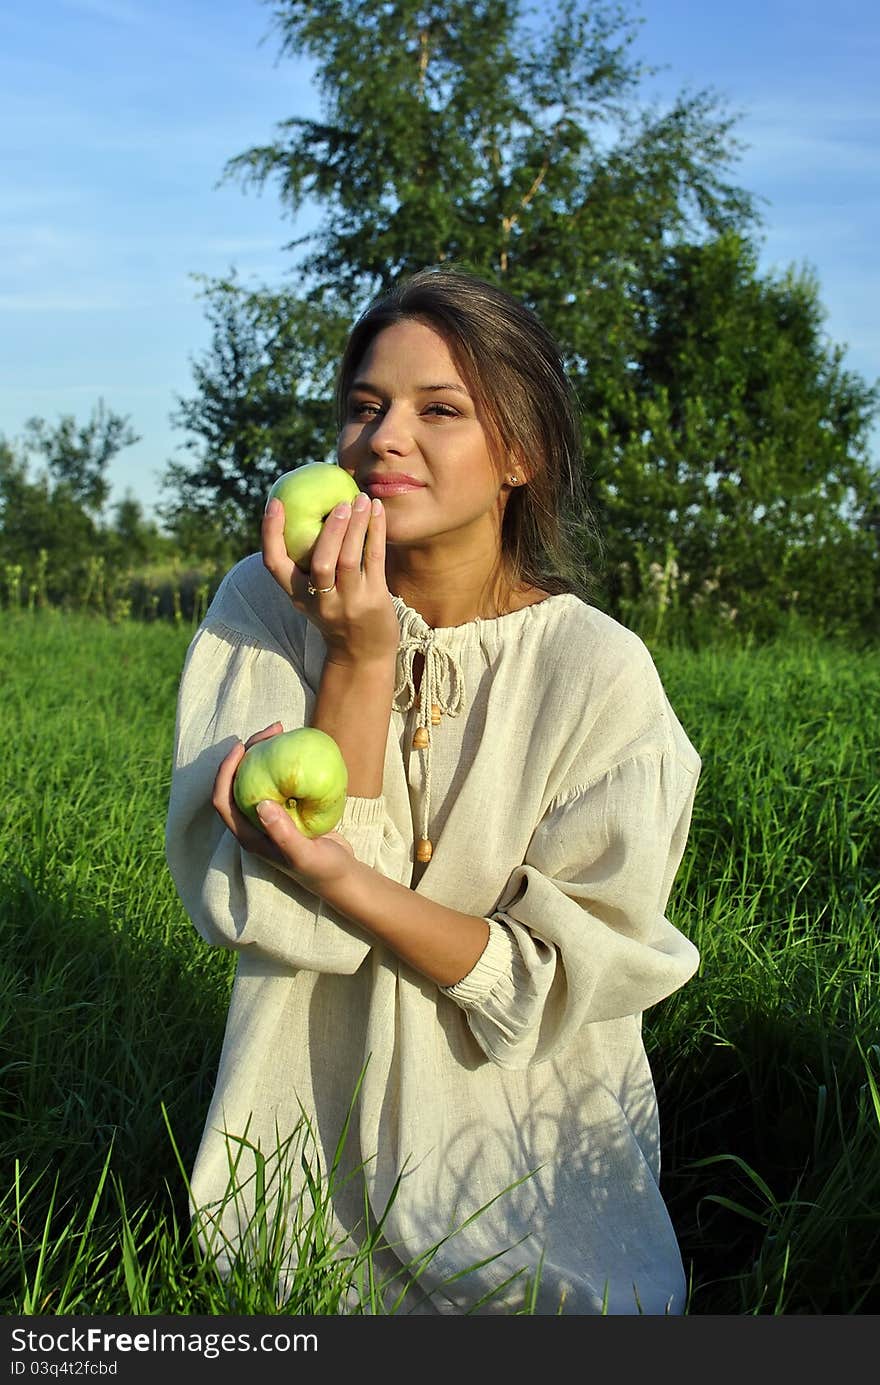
[160,275,350,554]
[588,233,880,636]
[1,416,179,610]
[0,439,99,598]
[226,0,755,299]
[22,398,140,517]
[163,0,879,641]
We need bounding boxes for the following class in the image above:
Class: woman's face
[337,318,513,557]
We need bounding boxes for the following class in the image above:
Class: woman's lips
[365,479,426,497]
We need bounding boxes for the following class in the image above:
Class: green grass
[0,610,877,1314]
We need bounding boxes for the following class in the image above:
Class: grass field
[1,609,877,1314]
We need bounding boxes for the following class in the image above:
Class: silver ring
[307,582,336,596]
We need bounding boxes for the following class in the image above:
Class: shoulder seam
[547,743,697,811]
[201,619,267,652]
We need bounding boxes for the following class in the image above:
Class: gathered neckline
[390,590,578,637]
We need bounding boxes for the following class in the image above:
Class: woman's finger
[333,491,372,582]
[307,499,351,593]
[244,721,283,750]
[362,497,386,586]
[253,804,354,887]
[288,561,313,605]
[262,498,296,595]
[211,738,289,868]
[211,739,246,833]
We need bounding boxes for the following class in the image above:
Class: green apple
[268,463,361,566]
[233,727,348,838]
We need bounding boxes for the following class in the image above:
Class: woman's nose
[368,403,412,455]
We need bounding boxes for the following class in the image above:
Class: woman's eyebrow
[416,381,470,395]
[350,378,471,396]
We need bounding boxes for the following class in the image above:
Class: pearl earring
[508,475,519,485]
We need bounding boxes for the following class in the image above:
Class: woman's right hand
[262,492,400,668]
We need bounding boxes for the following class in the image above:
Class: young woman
[165,267,702,1316]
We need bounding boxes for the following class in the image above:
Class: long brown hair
[335,266,601,607]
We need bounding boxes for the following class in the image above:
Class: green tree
[165,0,879,637]
[22,398,140,518]
[104,493,168,569]
[0,438,100,605]
[226,0,755,302]
[166,0,758,547]
[591,233,880,637]
[159,274,351,553]
[1,408,163,611]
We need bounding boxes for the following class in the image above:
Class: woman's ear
[503,452,529,488]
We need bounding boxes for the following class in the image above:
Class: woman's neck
[385,547,518,628]
[386,550,544,629]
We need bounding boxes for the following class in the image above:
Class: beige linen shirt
[165,553,701,1315]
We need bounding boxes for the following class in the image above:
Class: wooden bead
[416,838,433,862]
[431,704,442,725]
[412,726,430,749]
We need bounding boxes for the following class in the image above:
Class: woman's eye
[350,401,381,419]
[424,403,458,418]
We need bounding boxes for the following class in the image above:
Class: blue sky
[2,0,878,522]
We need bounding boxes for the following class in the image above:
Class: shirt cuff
[339,795,387,830]
[337,795,410,882]
[440,918,519,1007]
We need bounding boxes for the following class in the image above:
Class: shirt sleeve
[440,743,701,1069]
[165,594,411,974]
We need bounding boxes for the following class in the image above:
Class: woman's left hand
[212,723,356,896]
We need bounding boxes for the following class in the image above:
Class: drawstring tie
[394,630,465,862]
